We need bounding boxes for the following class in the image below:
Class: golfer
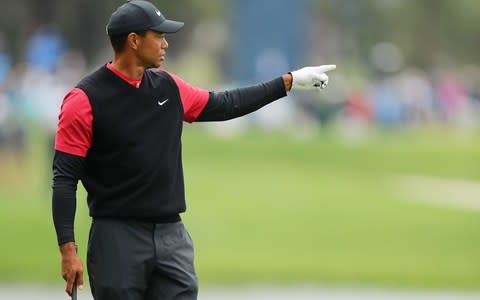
[52,1,335,299]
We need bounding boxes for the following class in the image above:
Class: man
[52,1,336,299]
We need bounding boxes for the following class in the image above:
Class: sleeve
[196,77,287,122]
[54,88,93,157]
[52,150,86,245]
[167,72,210,123]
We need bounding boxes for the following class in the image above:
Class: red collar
[106,63,143,88]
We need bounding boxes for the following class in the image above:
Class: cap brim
[151,19,184,33]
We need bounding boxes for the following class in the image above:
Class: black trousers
[87,219,198,300]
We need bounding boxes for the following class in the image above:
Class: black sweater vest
[77,65,186,219]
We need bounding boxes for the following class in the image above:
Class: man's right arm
[53,87,92,295]
[52,151,86,245]
[52,151,86,294]
[53,87,92,244]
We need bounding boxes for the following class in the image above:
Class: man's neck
[111,56,145,80]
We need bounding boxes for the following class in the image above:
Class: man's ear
[127,32,140,50]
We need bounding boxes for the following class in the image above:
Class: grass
[0,126,479,290]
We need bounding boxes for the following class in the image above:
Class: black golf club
[72,277,77,300]
[72,245,78,300]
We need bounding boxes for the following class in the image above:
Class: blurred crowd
[0,26,86,156]
[1,25,480,157]
[314,64,480,138]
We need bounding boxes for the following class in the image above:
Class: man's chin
[146,61,163,69]
[157,59,165,67]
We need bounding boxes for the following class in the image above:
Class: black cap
[106,0,184,36]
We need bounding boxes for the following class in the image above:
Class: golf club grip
[72,278,77,300]
[72,244,78,300]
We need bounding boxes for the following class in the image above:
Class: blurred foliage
[314,0,480,69]
[1,0,479,68]
[0,0,225,63]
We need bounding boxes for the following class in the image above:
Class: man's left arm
[196,75,289,122]
[196,65,336,122]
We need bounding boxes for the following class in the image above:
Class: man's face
[135,30,169,68]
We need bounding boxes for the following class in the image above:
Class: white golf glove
[290,65,336,91]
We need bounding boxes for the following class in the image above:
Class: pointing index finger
[316,65,336,73]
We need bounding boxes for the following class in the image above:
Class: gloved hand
[290,65,336,91]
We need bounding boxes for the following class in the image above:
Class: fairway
[0,127,479,290]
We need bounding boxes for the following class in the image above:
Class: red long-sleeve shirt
[55,63,209,157]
